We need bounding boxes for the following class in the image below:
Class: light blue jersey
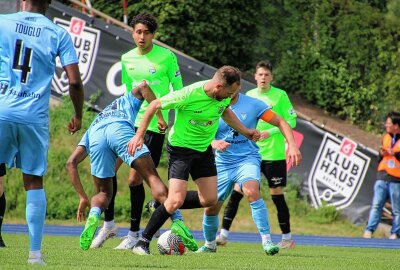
[215,94,270,165]
[89,92,143,132]
[0,11,78,125]
[84,92,148,178]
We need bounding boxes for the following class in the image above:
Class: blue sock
[170,209,184,221]
[26,189,46,251]
[203,215,218,242]
[89,207,101,218]
[250,199,270,235]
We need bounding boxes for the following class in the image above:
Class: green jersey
[121,44,183,133]
[160,80,231,152]
[246,86,297,160]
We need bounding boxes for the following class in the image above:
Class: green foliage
[263,0,400,131]
[307,204,340,224]
[85,0,400,131]
[91,0,261,70]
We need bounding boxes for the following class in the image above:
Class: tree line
[62,0,400,132]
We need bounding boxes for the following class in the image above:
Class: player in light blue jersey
[196,90,302,255]
[69,83,185,251]
[0,0,84,265]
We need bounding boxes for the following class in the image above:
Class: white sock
[29,250,42,258]
[128,230,139,238]
[261,234,271,246]
[220,229,229,238]
[104,220,115,229]
[205,240,216,249]
[282,233,292,240]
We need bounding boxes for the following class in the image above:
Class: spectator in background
[0,0,84,264]
[363,111,400,240]
[216,60,297,248]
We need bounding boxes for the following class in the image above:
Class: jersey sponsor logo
[289,108,296,115]
[193,110,203,114]
[308,134,370,210]
[0,82,9,94]
[174,70,181,77]
[240,112,247,120]
[149,65,156,74]
[52,17,100,94]
[189,119,214,126]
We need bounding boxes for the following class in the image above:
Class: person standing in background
[363,111,400,240]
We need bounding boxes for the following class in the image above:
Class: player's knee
[201,197,217,208]
[152,188,168,203]
[166,198,184,211]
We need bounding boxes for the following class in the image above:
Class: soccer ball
[157,230,185,255]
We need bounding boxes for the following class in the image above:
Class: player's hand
[211,140,231,152]
[245,129,261,142]
[157,119,168,134]
[68,115,82,134]
[127,135,144,156]
[259,131,271,141]
[287,145,302,167]
[77,196,90,222]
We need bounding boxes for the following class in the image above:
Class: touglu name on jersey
[15,23,41,37]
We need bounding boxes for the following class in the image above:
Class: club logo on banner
[52,17,100,94]
[308,134,370,210]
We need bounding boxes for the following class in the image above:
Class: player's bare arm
[267,113,302,167]
[127,99,162,155]
[66,146,90,222]
[132,83,167,132]
[221,108,260,142]
[64,63,84,134]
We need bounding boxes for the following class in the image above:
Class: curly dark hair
[130,13,158,33]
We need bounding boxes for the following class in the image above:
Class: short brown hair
[215,66,241,86]
[255,60,273,73]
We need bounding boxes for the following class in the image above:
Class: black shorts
[0,163,5,177]
[138,129,166,167]
[167,144,217,181]
[261,160,287,188]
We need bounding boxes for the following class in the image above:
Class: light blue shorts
[87,121,150,178]
[0,120,49,176]
[217,158,261,202]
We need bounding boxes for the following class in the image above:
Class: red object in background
[340,138,357,157]
[286,130,304,172]
[69,17,85,35]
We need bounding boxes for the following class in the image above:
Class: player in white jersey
[0,0,84,265]
[196,90,301,254]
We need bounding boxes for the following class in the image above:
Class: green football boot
[171,220,198,252]
[263,240,279,256]
[80,214,100,250]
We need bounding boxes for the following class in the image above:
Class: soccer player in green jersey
[90,13,184,250]
[216,60,298,249]
[127,66,260,255]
